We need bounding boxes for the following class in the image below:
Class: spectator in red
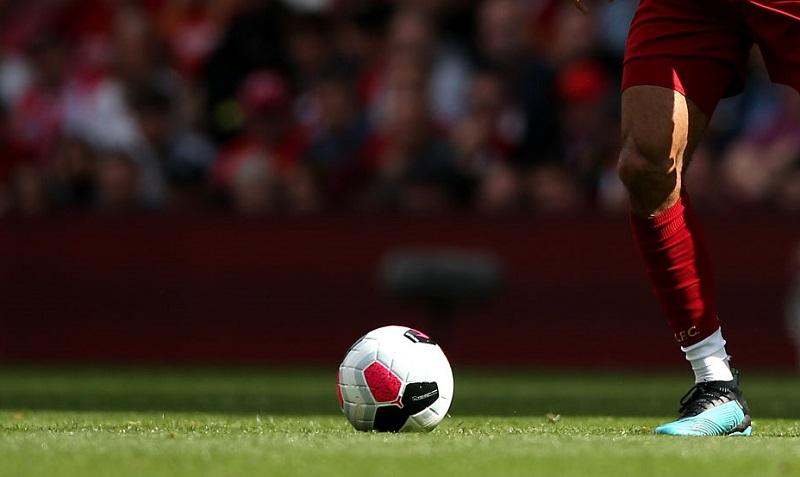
[158,0,234,80]
[213,71,313,214]
[57,0,119,79]
[8,35,69,165]
[555,58,620,209]
[202,0,291,140]
[0,97,49,217]
[0,1,64,108]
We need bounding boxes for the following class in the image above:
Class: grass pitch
[1,368,800,477]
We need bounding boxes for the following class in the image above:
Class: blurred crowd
[1,0,799,217]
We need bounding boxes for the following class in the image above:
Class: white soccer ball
[337,325,454,432]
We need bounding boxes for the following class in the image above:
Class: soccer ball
[337,325,454,432]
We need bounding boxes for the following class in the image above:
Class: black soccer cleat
[655,368,752,436]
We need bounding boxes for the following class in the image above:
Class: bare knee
[617,132,683,216]
[618,85,708,215]
[617,134,677,191]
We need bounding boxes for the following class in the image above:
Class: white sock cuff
[681,327,727,361]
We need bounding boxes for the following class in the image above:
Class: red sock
[630,193,719,347]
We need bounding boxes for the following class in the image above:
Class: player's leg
[619,85,729,374]
[619,0,754,435]
[619,85,752,437]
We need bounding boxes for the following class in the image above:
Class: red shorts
[623,0,800,115]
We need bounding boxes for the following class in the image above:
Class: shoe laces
[678,382,732,417]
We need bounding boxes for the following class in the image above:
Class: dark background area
[1,0,799,370]
[3,214,798,368]
[1,0,799,217]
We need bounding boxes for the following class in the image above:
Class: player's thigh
[620,85,708,178]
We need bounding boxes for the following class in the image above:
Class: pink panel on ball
[336,374,344,410]
[363,361,402,402]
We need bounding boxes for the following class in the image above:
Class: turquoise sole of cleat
[655,401,750,436]
[655,424,753,437]
[728,426,753,437]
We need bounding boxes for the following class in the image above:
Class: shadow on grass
[1,367,799,418]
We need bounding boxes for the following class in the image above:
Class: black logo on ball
[372,382,440,432]
[403,329,436,345]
